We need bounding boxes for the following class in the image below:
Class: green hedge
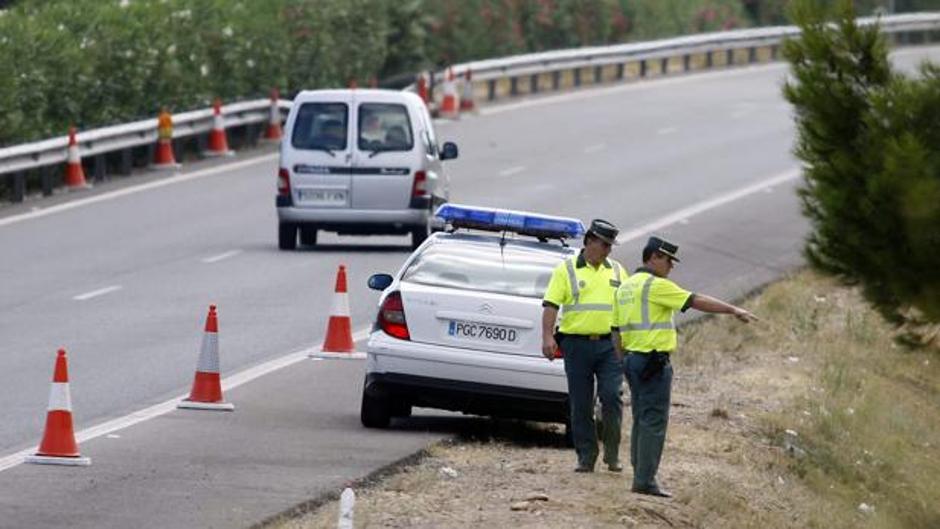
[0,0,902,147]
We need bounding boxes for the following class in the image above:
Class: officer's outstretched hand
[542,337,558,361]
[733,307,759,323]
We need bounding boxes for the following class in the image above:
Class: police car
[361,204,581,431]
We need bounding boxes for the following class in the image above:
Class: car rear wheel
[410,224,429,250]
[278,223,297,250]
[360,387,391,428]
[390,400,412,418]
[299,226,318,247]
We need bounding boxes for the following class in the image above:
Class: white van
[276,89,458,250]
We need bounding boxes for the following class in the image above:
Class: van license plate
[448,320,518,344]
[298,188,346,206]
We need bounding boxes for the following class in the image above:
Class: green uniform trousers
[624,352,672,489]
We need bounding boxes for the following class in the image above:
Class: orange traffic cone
[64,126,90,190]
[153,108,181,170]
[460,68,476,113]
[312,265,365,359]
[204,99,234,157]
[25,349,91,466]
[262,89,283,142]
[416,72,429,107]
[440,67,459,119]
[178,305,234,411]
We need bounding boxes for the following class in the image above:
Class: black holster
[639,352,669,382]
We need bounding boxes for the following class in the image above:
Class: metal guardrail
[428,12,940,101]
[2,13,937,202]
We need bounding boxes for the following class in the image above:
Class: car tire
[410,225,429,250]
[278,223,297,250]
[390,400,412,418]
[360,387,392,428]
[299,226,318,247]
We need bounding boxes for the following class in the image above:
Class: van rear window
[358,103,413,153]
[292,103,348,151]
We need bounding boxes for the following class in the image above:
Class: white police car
[361,204,581,430]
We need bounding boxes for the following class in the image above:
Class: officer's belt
[628,350,671,355]
[560,333,611,341]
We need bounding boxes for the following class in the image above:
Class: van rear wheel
[278,223,297,250]
[410,225,429,250]
[299,226,318,247]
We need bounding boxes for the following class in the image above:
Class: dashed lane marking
[201,250,242,264]
[499,166,526,177]
[73,285,122,301]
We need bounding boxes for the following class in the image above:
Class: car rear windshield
[401,241,567,298]
[358,103,414,152]
[292,102,348,151]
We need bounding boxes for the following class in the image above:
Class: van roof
[292,89,422,106]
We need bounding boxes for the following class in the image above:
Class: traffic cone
[25,349,91,466]
[416,72,429,107]
[262,89,283,142]
[178,305,234,411]
[64,126,90,190]
[203,99,234,157]
[460,68,476,113]
[311,265,365,359]
[153,108,181,170]
[439,67,460,119]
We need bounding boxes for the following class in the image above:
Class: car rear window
[292,102,348,151]
[401,241,567,298]
[358,103,413,152]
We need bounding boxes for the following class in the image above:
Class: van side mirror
[440,142,459,161]
[368,273,394,291]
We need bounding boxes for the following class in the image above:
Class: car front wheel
[299,226,318,247]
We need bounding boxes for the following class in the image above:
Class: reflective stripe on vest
[561,258,618,313]
[617,275,676,331]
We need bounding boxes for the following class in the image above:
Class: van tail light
[411,170,427,197]
[378,291,410,340]
[278,167,291,196]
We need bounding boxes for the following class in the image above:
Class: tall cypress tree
[784,0,940,345]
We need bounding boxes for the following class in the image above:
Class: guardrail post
[770,45,779,61]
[683,54,691,72]
[552,71,561,90]
[706,51,713,68]
[573,68,581,87]
[487,79,496,101]
[616,63,625,80]
[726,49,734,66]
[94,154,107,182]
[510,76,519,96]
[41,166,54,197]
[12,171,26,203]
[593,65,603,84]
[748,47,757,63]
[640,60,647,78]
[660,58,669,75]
[196,134,208,155]
[119,148,132,175]
[530,74,539,94]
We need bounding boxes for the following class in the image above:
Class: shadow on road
[392,415,568,449]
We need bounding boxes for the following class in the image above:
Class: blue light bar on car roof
[434,203,585,239]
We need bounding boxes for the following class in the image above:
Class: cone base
[178,399,234,411]
[310,351,367,360]
[25,454,91,466]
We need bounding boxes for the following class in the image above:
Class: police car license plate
[448,320,518,344]
[298,188,346,206]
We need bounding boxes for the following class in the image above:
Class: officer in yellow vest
[542,220,628,473]
[614,236,756,497]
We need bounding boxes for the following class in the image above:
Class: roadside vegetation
[265,270,939,529]
[0,0,924,147]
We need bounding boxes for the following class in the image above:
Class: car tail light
[278,167,291,196]
[378,291,410,340]
[411,170,427,197]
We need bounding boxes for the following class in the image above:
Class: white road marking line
[499,165,526,177]
[0,326,372,473]
[657,127,678,135]
[201,250,242,264]
[583,143,606,153]
[72,285,122,301]
[0,153,279,229]
[616,168,800,244]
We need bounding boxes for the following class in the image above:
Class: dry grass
[269,270,939,529]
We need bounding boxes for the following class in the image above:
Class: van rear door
[284,97,353,209]
[350,99,420,210]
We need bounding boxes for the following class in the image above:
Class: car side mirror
[440,142,459,161]
[367,273,393,291]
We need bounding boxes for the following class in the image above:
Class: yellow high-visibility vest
[614,269,693,352]
[543,253,625,335]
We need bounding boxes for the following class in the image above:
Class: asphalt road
[1,45,937,529]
